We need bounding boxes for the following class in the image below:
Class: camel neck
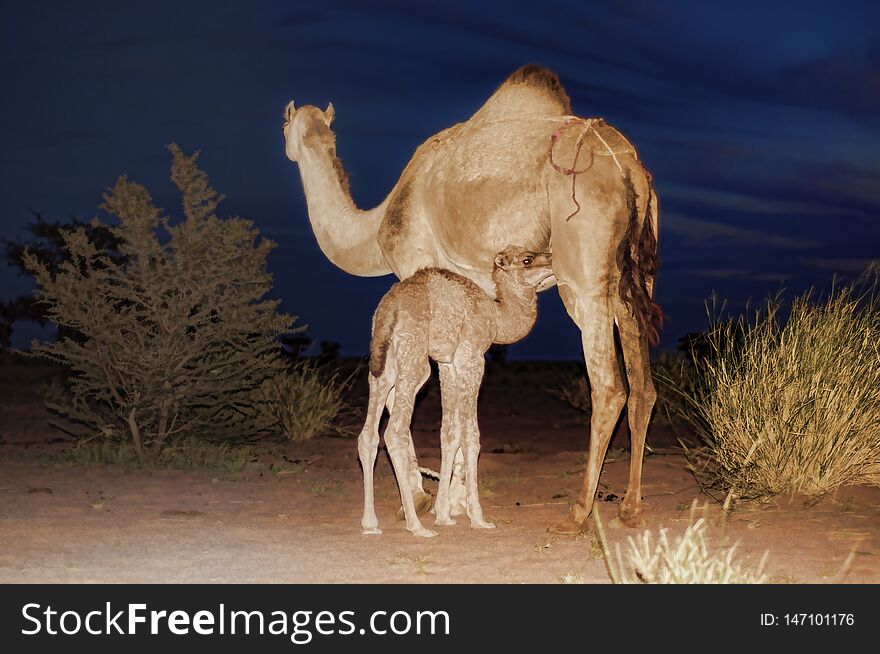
[299,144,357,215]
[491,269,538,345]
[296,144,391,277]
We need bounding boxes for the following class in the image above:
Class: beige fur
[359,247,552,537]
[284,65,659,532]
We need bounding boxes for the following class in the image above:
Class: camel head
[493,245,553,288]
[283,100,336,162]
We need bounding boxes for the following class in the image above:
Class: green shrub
[3,212,123,350]
[260,359,354,442]
[683,276,880,502]
[25,145,298,461]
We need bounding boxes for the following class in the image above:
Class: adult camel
[282,65,660,534]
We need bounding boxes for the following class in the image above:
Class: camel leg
[385,344,437,538]
[615,309,656,527]
[358,371,393,535]
[391,363,433,520]
[550,294,626,534]
[431,364,463,519]
[456,350,495,529]
[433,362,460,526]
[408,363,433,514]
[448,447,467,517]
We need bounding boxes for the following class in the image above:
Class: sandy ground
[1,361,878,583]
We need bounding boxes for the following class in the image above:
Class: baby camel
[359,246,553,537]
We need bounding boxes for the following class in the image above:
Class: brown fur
[330,156,351,197]
[369,303,394,378]
[616,173,662,345]
[428,266,483,289]
[369,267,486,378]
[382,179,412,241]
[500,64,572,114]
[303,118,351,196]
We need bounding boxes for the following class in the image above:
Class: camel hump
[503,64,572,112]
[473,64,573,122]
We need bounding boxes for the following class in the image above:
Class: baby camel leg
[386,343,437,538]
[358,370,394,535]
[456,350,495,529]
[390,362,434,519]
[448,448,467,517]
[433,362,461,526]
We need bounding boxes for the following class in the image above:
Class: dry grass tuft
[60,436,267,472]
[594,503,768,584]
[260,360,355,442]
[683,274,880,503]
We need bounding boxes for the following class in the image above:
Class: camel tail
[369,301,396,378]
[616,172,663,346]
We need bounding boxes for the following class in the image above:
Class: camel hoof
[362,527,382,535]
[471,520,496,530]
[617,505,644,528]
[396,492,434,521]
[411,526,438,538]
[434,516,457,526]
[547,516,587,536]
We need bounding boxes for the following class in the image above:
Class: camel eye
[523,257,533,267]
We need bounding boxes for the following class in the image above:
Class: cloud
[808,257,878,274]
[661,183,815,217]
[681,268,750,279]
[772,46,880,120]
[752,272,794,283]
[663,212,816,249]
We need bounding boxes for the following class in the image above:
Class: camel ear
[324,102,335,126]
[494,253,507,270]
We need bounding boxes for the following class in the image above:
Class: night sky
[2,1,878,359]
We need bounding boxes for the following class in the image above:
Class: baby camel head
[493,246,553,288]
[283,100,336,162]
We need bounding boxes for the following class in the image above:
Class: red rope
[548,118,595,222]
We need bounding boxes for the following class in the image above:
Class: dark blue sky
[2,0,878,359]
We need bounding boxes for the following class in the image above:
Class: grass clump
[683,276,880,503]
[60,436,266,473]
[260,359,354,441]
[594,504,767,584]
